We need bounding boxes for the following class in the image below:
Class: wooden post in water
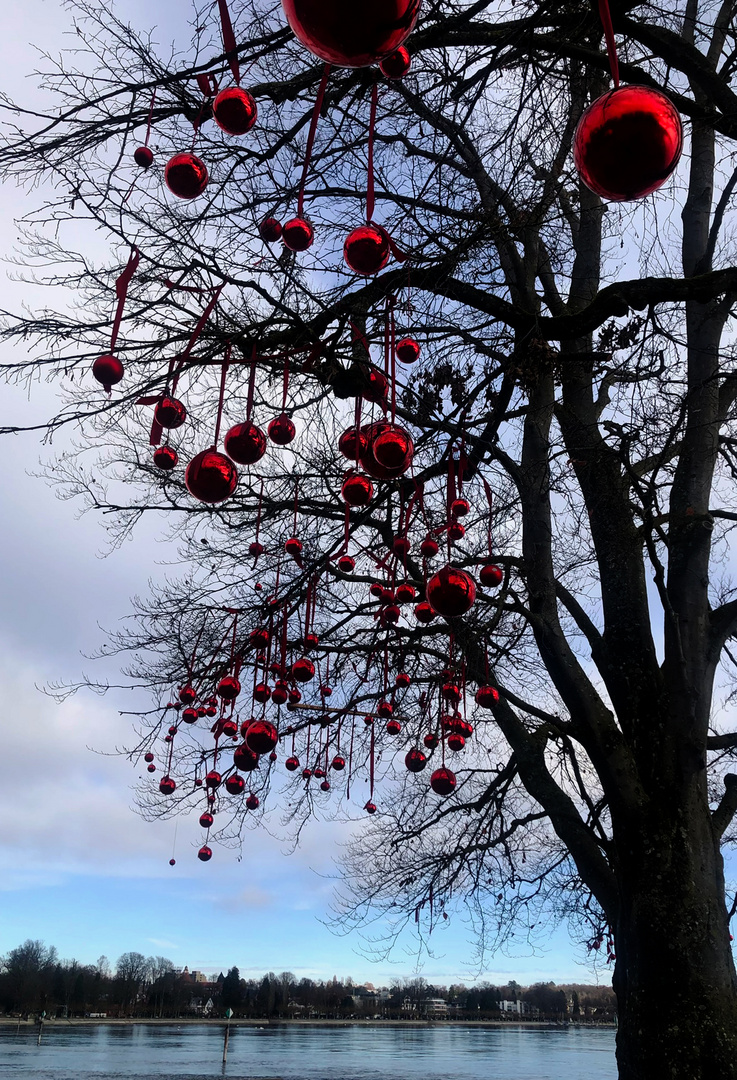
[222,1008,233,1065]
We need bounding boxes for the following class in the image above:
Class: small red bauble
[164,734,173,744]
[573,86,683,202]
[426,565,476,618]
[338,427,368,460]
[430,766,456,796]
[259,216,283,243]
[205,770,221,789]
[253,682,272,703]
[342,471,374,506]
[153,445,178,471]
[92,354,124,392]
[414,601,436,623]
[169,858,176,866]
[405,747,427,772]
[144,752,154,763]
[378,700,393,718]
[165,152,209,199]
[364,714,374,726]
[168,725,178,736]
[217,675,241,701]
[451,497,470,518]
[285,756,300,772]
[382,604,401,625]
[386,718,401,735]
[395,584,416,605]
[420,536,439,559]
[272,681,289,706]
[338,554,356,573]
[370,583,385,599]
[182,707,198,724]
[447,733,465,752]
[305,632,319,650]
[380,46,411,79]
[320,779,331,791]
[292,657,315,682]
[344,224,390,275]
[302,767,313,779]
[246,719,278,755]
[224,421,267,465]
[155,396,187,430]
[179,685,196,704]
[250,628,270,649]
[448,521,465,542]
[147,763,156,773]
[395,336,420,364]
[282,217,314,251]
[246,793,260,810]
[476,685,499,709]
[288,688,302,704]
[331,755,346,771]
[159,776,176,795]
[225,774,245,796]
[395,671,411,689]
[199,812,214,828]
[213,86,258,135]
[198,845,212,862]
[268,413,296,445]
[249,542,264,558]
[185,450,238,504]
[363,370,388,404]
[133,145,154,169]
[480,563,503,588]
[364,801,377,814]
[222,719,238,738]
[423,732,438,750]
[320,685,333,699]
[233,743,260,771]
[285,537,303,558]
[280,0,420,68]
[393,536,411,557]
[442,683,461,705]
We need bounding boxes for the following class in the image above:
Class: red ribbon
[366,82,378,224]
[110,247,140,353]
[213,350,230,449]
[297,65,331,219]
[217,0,240,85]
[597,0,620,88]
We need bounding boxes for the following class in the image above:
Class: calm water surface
[0,1023,616,1080]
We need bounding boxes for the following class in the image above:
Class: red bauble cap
[153,445,178,471]
[154,396,187,430]
[213,86,258,135]
[480,563,503,588]
[285,756,300,771]
[573,86,683,202]
[341,471,374,506]
[372,424,413,474]
[338,554,356,573]
[396,336,420,363]
[282,217,314,251]
[133,145,154,169]
[380,46,411,79]
[259,216,283,243]
[185,449,238,504]
[164,152,209,199]
[217,674,241,700]
[159,776,176,795]
[426,565,476,618]
[268,413,296,445]
[414,600,436,623]
[198,845,212,861]
[93,354,124,392]
[280,0,420,68]
[224,421,267,465]
[331,755,346,771]
[430,766,456,796]
[246,793,260,810]
[476,684,499,709]
[338,426,368,460]
[292,656,315,682]
[233,743,260,771]
[405,747,427,772]
[344,224,390,275]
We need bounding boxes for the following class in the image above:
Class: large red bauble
[420,536,439,558]
[233,743,260,771]
[159,776,176,795]
[451,497,470,518]
[405,747,427,772]
[360,421,409,479]
[179,684,196,704]
[395,584,415,604]
[268,413,296,445]
[254,682,272,703]
[414,601,436,623]
[395,336,420,363]
[92,354,124,392]
[182,706,198,724]
[380,46,411,79]
[165,152,209,199]
[225,773,245,795]
[134,145,154,169]
[205,770,221,789]
[476,685,499,709]
[363,370,388,403]
[292,657,315,682]
[480,563,503,588]
[573,86,683,202]
[430,766,456,796]
[280,0,420,67]
[285,537,303,558]
[217,674,241,700]
[331,755,346,771]
[372,424,413,473]
[426,565,476,618]
[224,421,267,465]
[259,217,283,243]
[285,756,300,772]
[198,845,212,861]
[338,427,368,460]
[213,86,258,135]
[342,471,374,506]
[155,396,187,429]
[153,445,178,471]
[395,671,411,688]
[246,719,278,755]
[199,812,214,828]
[185,450,238,504]
[344,224,390,275]
[282,217,314,251]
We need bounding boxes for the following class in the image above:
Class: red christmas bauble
[169,858,176,865]
[182,707,198,724]
[420,536,439,558]
[250,628,270,649]
[370,583,385,599]
[363,370,388,403]
[292,656,315,682]
[185,449,238,504]
[395,584,416,604]
[426,565,476,618]
[364,714,374,726]
[199,812,214,828]
[442,683,461,704]
[476,684,499,709]
[338,427,367,460]
[268,413,296,445]
[320,684,333,699]
[343,224,390,275]
[380,46,411,79]
[259,216,283,243]
[165,152,209,199]
[247,722,278,760]
[205,770,221,789]
[217,674,241,700]
[159,776,176,795]
[222,719,238,738]
[304,632,320,650]
[338,554,355,573]
[144,752,154,763]
[198,845,212,861]
[286,756,300,771]
[414,601,436,623]
[179,684,196,704]
[372,425,413,473]
[573,86,683,202]
[213,86,258,135]
[386,718,401,735]
[133,145,154,169]
[342,471,374,506]
[395,671,411,688]
[480,563,503,588]
[146,764,156,774]
[320,779,331,791]
[285,537,303,558]
[430,766,456,796]
[395,336,420,363]
[393,535,410,557]
[288,688,302,704]
[246,793,260,810]
[168,725,178,736]
[405,747,427,772]
[225,773,245,795]
[153,445,178,471]
[377,700,393,718]
[253,682,272,703]
[233,743,260,771]
[447,733,465,752]
[364,801,377,814]
[92,354,124,392]
[155,396,187,430]
[249,541,264,557]
[164,734,173,743]
[280,0,420,67]
[302,767,313,779]
[224,421,267,465]
[282,217,314,251]
[451,497,470,518]
[423,732,438,750]
[360,421,409,479]
[331,755,346,771]
[448,521,465,541]
[272,681,289,706]
[382,604,401,625]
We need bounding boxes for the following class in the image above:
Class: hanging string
[281,357,290,412]
[217,0,241,85]
[213,347,230,449]
[369,720,375,800]
[389,297,397,423]
[110,247,140,354]
[366,81,379,224]
[297,65,331,219]
[597,0,620,88]
[246,344,258,420]
[482,476,494,555]
[143,89,157,148]
[347,716,355,799]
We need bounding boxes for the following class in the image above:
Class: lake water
[0,1022,616,1079]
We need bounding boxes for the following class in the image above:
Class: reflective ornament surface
[153,445,178,471]
[259,216,283,242]
[159,776,176,795]
[133,145,154,168]
[155,396,187,430]
[224,421,267,465]
[380,46,411,79]
[414,600,436,623]
[372,424,413,473]
[338,554,355,573]
[338,426,368,460]
[405,747,427,772]
[198,845,212,861]
[395,336,420,363]
[420,536,439,558]
[213,86,258,135]
[246,793,260,810]
[286,756,300,771]
[233,743,260,771]
[426,565,476,618]
[282,217,314,251]
[331,755,346,771]
[430,766,456,796]
[341,471,374,506]
[395,584,415,604]
[280,0,420,68]
[360,421,410,479]
[292,657,315,682]
[480,563,503,587]
[451,497,470,518]
[476,684,499,709]
[268,413,296,445]
[363,370,388,403]
[225,774,245,794]
[185,449,238,503]
[164,152,209,199]
[344,224,391,275]
[217,674,241,700]
[93,354,124,392]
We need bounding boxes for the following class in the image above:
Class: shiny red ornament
[92,354,124,392]
[386,718,401,735]
[224,421,267,465]
[380,46,411,79]
[225,774,245,797]
[159,776,176,795]
[205,770,221,789]
[286,756,300,772]
[573,86,683,202]
[338,554,356,573]
[259,217,283,243]
[365,801,377,814]
[382,604,401,625]
[280,0,420,67]
[282,217,314,251]
[442,683,461,705]
[395,671,411,689]
[392,536,410,557]
[250,628,270,650]
[405,747,427,772]
[448,521,465,542]
[414,600,436,623]
[269,749,277,760]
[249,542,265,557]
[198,845,212,862]
[147,763,156,773]
[331,755,346,771]
[213,86,258,135]
[451,497,470,518]
[292,657,315,682]
[233,743,260,771]
[164,734,173,744]
[359,421,410,479]
[168,725,178,736]
[133,145,154,169]
[217,674,241,700]
[370,583,385,599]
[182,707,198,724]
[363,370,388,404]
[222,719,238,738]
[341,471,374,506]
[144,752,154,763]
[423,732,438,750]
[420,536,439,559]
[476,685,499,709]
[430,766,456,796]
[288,688,302,704]
[153,446,178,471]
[447,733,465,752]
[246,793,260,810]
[344,224,390,275]
[338,427,368,460]
[199,812,214,828]
[285,537,303,558]
[320,779,331,791]
[179,685,196,704]
[320,685,333,699]
[155,396,187,430]
[395,336,420,364]
[169,858,176,865]
[364,714,375,726]
[246,719,278,754]
[253,682,272,703]
[395,584,415,605]
[165,152,209,199]
[185,450,238,504]
[268,413,296,445]
[305,632,319,650]
[272,681,289,706]
[480,563,503,588]
[377,700,393,718]
[426,565,476,618]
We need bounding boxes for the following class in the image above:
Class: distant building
[422,999,448,1016]
[498,999,530,1015]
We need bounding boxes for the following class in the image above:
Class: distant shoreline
[0,1017,615,1029]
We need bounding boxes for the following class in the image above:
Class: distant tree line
[0,940,615,1021]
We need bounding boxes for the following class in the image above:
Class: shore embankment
[0,1016,614,1029]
